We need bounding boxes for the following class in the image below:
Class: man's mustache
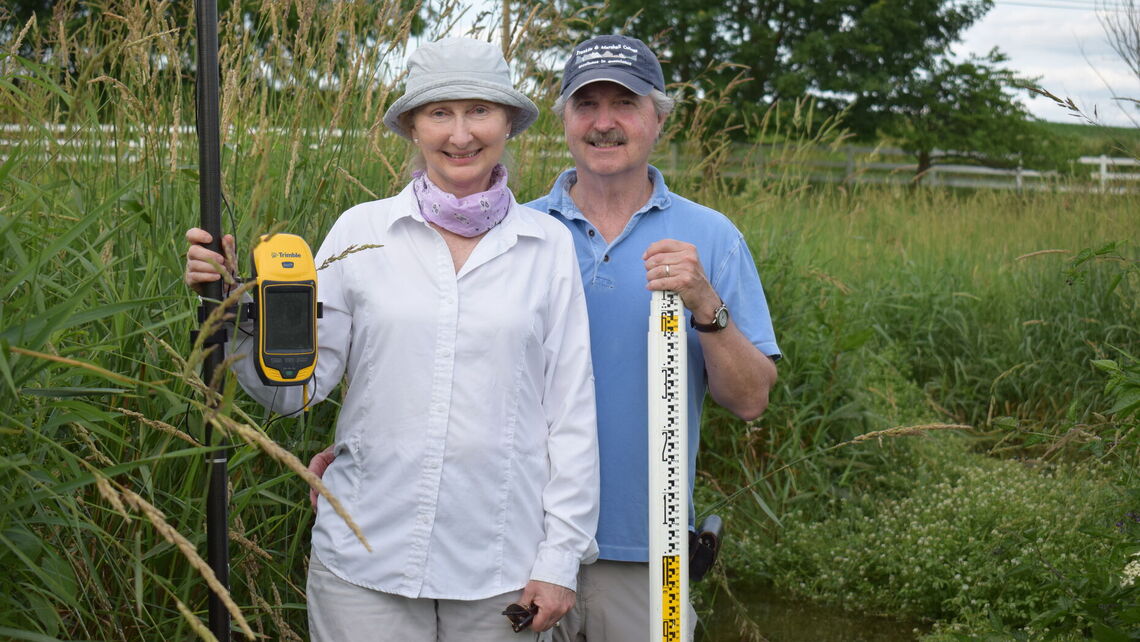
[585,130,627,146]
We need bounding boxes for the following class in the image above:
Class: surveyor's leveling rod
[648,290,689,642]
[193,0,230,637]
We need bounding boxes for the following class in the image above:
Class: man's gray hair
[552,88,676,119]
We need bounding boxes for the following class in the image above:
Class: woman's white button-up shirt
[231,183,599,599]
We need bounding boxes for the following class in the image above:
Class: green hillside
[1039,119,1140,158]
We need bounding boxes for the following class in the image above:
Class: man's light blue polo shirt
[527,166,780,562]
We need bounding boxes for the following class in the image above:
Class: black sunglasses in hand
[502,602,538,632]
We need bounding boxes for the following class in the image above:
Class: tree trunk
[915,150,933,184]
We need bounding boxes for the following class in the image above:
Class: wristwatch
[690,301,729,332]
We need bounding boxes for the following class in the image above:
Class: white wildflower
[1122,555,1140,588]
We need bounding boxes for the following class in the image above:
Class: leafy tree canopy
[868,50,1070,175]
[555,0,992,109]
[555,0,1067,171]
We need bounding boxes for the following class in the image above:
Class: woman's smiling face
[410,100,512,198]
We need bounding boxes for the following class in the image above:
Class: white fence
[1079,155,1140,192]
[4,124,1139,193]
[0,122,375,164]
[655,144,1140,193]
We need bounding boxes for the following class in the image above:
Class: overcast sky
[956,0,1139,126]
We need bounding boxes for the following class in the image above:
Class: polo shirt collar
[546,165,671,221]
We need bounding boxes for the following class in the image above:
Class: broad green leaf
[1107,388,1140,417]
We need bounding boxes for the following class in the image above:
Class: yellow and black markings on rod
[647,290,688,642]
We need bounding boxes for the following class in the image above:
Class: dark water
[698,584,929,642]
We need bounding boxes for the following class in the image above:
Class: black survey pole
[193,0,230,638]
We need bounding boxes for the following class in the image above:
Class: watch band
[690,301,729,332]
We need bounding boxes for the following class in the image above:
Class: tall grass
[2,1,1138,639]
[700,184,1138,490]
[692,179,1138,637]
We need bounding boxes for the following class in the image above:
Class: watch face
[714,306,728,328]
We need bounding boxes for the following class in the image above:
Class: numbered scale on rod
[647,290,689,642]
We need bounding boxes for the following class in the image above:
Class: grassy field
[1040,120,1140,158]
[2,1,1139,640]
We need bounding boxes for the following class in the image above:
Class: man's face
[562,81,665,180]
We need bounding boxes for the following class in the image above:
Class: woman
[184,37,599,641]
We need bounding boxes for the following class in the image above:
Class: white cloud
[957,2,1139,126]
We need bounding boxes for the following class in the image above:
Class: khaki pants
[551,560,696,642]
[307,554,550,642]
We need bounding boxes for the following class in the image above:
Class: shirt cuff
[529,544,590,591]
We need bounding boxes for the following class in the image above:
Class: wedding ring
[665,264,670,277]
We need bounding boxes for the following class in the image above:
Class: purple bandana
[412,164,512,237]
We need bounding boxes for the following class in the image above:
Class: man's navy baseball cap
[559,35,666,99]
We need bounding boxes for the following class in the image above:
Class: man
[526,35,780,641]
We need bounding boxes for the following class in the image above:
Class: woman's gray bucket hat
[383,37,539,140]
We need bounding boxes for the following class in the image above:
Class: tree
[554,0,992,120]
[862,50,1065,178]
[1098,0,1140,117]
[552,0,1069,176]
